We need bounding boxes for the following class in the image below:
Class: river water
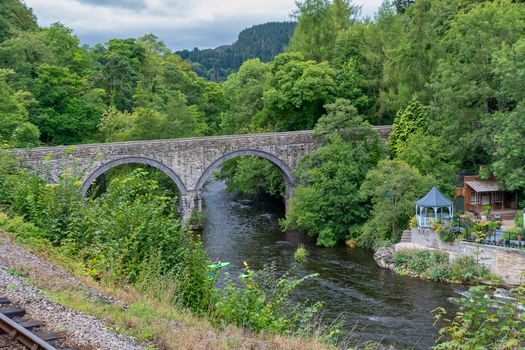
[201,179,463,349]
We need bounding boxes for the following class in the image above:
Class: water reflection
[202,179,462,349]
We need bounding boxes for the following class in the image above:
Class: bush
[407,250,431,275]
[449,256,492,283]
[294,245,308,263]
[426,264,451,282]
[431,251,449,265]
[187,209,206,228]
[434,285,525,348]
[391,250,491,284]
[0,156,213,312]
[1,154,335,338]
[516,211,524,228]
[212,263,329,336]
[392,251,410,267]
[437,221,459,242]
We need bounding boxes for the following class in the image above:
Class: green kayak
[208,261,230,270]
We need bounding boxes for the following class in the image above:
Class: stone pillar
[179,190,202,221]
[284,184,295,218]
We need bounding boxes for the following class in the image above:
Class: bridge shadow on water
[201,177,464,350]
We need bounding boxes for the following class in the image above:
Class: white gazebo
[416,187,454,228]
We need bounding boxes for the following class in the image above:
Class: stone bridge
[13,128,391,218]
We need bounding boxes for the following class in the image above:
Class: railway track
[0,297,66,350]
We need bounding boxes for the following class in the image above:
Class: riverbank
[374,228,525,287]
[0,229,332,350]
[374,246,496,285]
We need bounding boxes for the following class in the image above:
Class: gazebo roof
[416,187,453,207]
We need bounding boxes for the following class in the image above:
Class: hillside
[177,22,296,81]
[0,0,37,42]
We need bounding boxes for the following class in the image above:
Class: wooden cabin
[456,175,518,219]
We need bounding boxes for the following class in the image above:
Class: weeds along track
[0,296,73,350]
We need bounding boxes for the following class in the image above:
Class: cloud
[24,0,382,50]
[76,0,147,10]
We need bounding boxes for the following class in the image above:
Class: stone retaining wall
[395,228,525,286]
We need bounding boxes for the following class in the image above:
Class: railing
[417,215,453,228]
[457,218,525,249]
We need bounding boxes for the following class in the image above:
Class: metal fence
[457,217,525,249]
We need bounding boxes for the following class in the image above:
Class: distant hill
[176,22,296,81]
[0,0,38,42]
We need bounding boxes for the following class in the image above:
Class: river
[201,179,463,349]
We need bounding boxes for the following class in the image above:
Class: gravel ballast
[0,236,144,350]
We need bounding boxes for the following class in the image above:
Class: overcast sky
[24,0,383,50]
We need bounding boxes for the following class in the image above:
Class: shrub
[449,256,492,283]
[503,227,525,241]
[433,285,525,348]
[392,251,410,267]
[407,250,431,275]
[426,264,451,282]
[187,209,206,228]
[409,215,417,228]
[0,157,213,312]
[437,221,459,242]
[212,263,326,336]
[391,250,492,284]
[431,252,449,265]
[294,245,308,263]
[516,211,524,228]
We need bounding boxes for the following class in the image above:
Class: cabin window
[494,192,502,203]
[470,191,480,204]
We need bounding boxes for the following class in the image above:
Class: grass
[5,267,23,277]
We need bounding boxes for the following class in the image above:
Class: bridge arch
[80,156,187,197]
[194,149,295,193]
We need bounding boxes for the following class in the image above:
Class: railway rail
[0,297,65,350]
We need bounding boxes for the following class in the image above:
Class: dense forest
[1,0,524,249]
[1,0,525,246]
[1,0,525,347]
[176,22,296,81]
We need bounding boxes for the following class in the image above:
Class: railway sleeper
[1,306,26,318]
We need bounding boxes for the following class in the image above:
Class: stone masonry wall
[396,228,525,286]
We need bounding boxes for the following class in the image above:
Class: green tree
[221,58,269,134]
[100,38,146,112]
[0,69,39,147]
[333,1,405,122]
[388,98,428,158]
[284,99,383,247]
[359,159,432,247]
[289,0,338,62]
[397,132,458,197]
[429,0,525,172]
[259,52,337,131]
[0,23,96,91]
[289,0,354,63]
[393,0,415,14]
[0,0,37,43]
[489,37,525,191]
[218,157,285,199]
[31,64,105,144]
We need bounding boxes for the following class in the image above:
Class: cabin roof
[465,180,500,193]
